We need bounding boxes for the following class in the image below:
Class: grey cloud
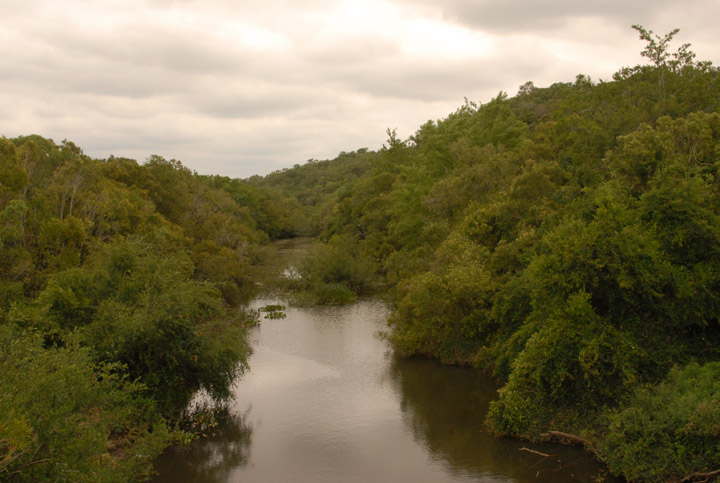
[308,44,556,102]
[407,0,676,33]
[190,83,329,119]
[4,10,293,101]
[31,25,251,76]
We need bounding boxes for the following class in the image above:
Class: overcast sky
[1,0,719,178]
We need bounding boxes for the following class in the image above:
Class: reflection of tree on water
[152,406,254,482]
[388,356,619,482]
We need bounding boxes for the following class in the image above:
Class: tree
[0,138,29,207]
[0,330,169,481]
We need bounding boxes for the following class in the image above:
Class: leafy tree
[602,362,720,482]
[12,238,253,415]
[0,329,169,481]
[0,139,29,217]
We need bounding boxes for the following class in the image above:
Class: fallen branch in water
[540,430,590,447]
[519,447,555,457]
[679,468,720,483]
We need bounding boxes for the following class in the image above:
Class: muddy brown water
[153,294,619,482]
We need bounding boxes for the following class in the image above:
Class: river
[153,294,618,482]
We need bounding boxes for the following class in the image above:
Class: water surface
[154,297,616,482]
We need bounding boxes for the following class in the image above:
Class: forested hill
[258,27,720,481]
[246,148,378,235]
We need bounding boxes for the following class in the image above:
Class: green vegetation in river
[259,304,287,319]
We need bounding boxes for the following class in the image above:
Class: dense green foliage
[602,362,720,481]
[247,149,376,236]
[258,27,720,481]
[1,328,169,481]
[245,151,380,302]
[0,139,270,480]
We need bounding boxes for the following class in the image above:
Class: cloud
[0,0,719,178]
[402,0,677,33]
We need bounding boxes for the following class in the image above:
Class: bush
[0,330,169,482]
[9,238,252,417]
[300,236,376,292]
[487,291,640,437]
[601,362,720,482]
[293,283,356,306]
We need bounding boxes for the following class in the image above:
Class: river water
[153,296,618,482]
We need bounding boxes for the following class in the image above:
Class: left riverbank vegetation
[255,26,720,481]
[0,137,310,480]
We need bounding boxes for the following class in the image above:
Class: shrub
[0,330,169,482]
[601,362,720,482]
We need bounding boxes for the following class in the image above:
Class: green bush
[300,235,376,292]
[487,291,640,436]
[601,362,720,482]
[9,238,252,417]
[294,283,356,306]
[388,232,495,364]
[0,329,169,482]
